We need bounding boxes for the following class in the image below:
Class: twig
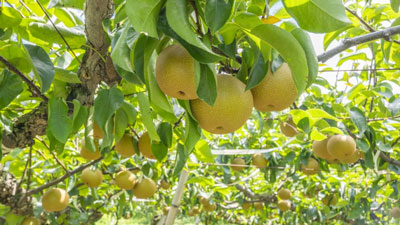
[35,0,81,64]
[317,26,400,62]
[337,115,400,122]
[17,145,33,191]
[173,113,185,129]
[0,56,48,102]
[24,157,102,196]
[36,137,70,174]
[235,184,277,203]
[379,152,400,167]
[26,145,33,191]
[320,68,400,72]
[392,137,400,148]
[129,126,140,140]
[188,0,203,36]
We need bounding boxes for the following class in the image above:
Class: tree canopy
[0,0,400,224]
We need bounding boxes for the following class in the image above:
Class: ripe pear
[160,180,170,189]
[326,158,340,164]
[340,149,361,164]
[192,206,201,215]
[254,202,264,211]
[138,132,156,159]
[277,188,291,200]
[156,44,197,100]
[81,168,103,188]
[277,200,291,212]
[80,140,101,160]
[312,138,335,160]
[251,63,297,112]
[116,134,135,158]
[280,118,298,137]
[389,207,400,218]
[188,209,196,217]
[242,202,252,210]
[327,135,356,160]
[231,158,246,171]
[42,188,69,212]
[200,196,209,206]
[252,153,268,169]
[133,178,157,199]
[190,74,253,134]
[322,194,337,206]
[203,202,217,212]
[115,170,136,190]
[301,158,320,175]
[163,206,170,215]
[21,217,40,225]
[93,121,103,139]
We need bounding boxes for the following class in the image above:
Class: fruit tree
[1,0,400,224]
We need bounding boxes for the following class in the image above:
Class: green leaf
[29,22,86,48]
[126,0,165,38]
[157,122,172,148]
[173,143,188,176]
[194,62,218,106]
[48,98,72,143]
[391,0,400,12]
[0,128,2,161]
[137,92,160,142]
[283,0,351,33]
[0,43,32,73]
[234,12,263,30]
[94,87,124,133]
[115,107,128,143]
[184,113,201,152]
[337,53,368,66]
[0,70,23,110]
[151,142,168,162]
[24,45,55,93]
[72,100,88,133]
[291,28,318,88]
[133,35,158,83]
[205,0,234,33]
[165,0,221,62]
[111,24,138,72]
[249,24,308,94]
[349,107,367,135]
[54,67,81,83]
[120,101,137,125]
[245,52,268,91]
[307,109,339,121]
[48,0,86,9]
[0,7,22,29]
[193,140,214,163]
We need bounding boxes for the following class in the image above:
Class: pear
[93,121,103,139]
[21,217,41,225]
[340,149,361,164]
[242,202,252,210]
[389,207,400,218]
[115,170,136,190]
[81,168,103,188]
[133,178,157,199]
[160,180,170,189]
[251,63,297,112]
[156,44,197,100]
[254,202,264,211]
[80,140,101,160]
[190,74,253,134]
[138,132,156,159]
[203,202,217,212]
[277,200,291,212]
[312,138,335,160]
[322,194,337,206]
[231,158,246,171]
[115,134,135,158]
[280,118,298,137]
[42,188,69,212]
[327,135,356,160]
[301,158,320,175]
[252,153,268,169]
[277,188,291,200]
[163,206,170,215]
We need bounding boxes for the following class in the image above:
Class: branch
[24,157,102,196]
[188,0,203,36]
[317,26,400,62]
[379,152,400,167]
[0,56,48,102]
[235,184,277,203]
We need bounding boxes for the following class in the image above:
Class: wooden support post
[164,169,189,225]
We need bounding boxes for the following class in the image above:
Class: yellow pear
[80,140,101,160]
[252,153,268,169]
[163,206,170,215]
[81,168,103,188]
[156,44,197,100]
[133,178,157,199]
[327,135,356,160]
[301,158,320,175]
[322,194,337,206]
[251,63,297,112]
[203,202,217,212]
[21,217,40,225]
[277,200,291,212]
[190,74,253,134]
[340,149,361,164]
[115,134,135,158]
[277,188,291,200]
[280,118,298,137]
[254,202,264,211]
[312,138,335,160]
[160,180,170,189]
[93,121,103,139]
[115,170,136,190]
[242,202,252,210]
[42,188,69,212]
[138,132,156,159]
[389,207,400,218]
[231,158,246,171]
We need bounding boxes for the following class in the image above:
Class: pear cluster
[312,135,361,164]
[114,170,158,199]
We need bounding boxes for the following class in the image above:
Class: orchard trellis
[1,0,400,224]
